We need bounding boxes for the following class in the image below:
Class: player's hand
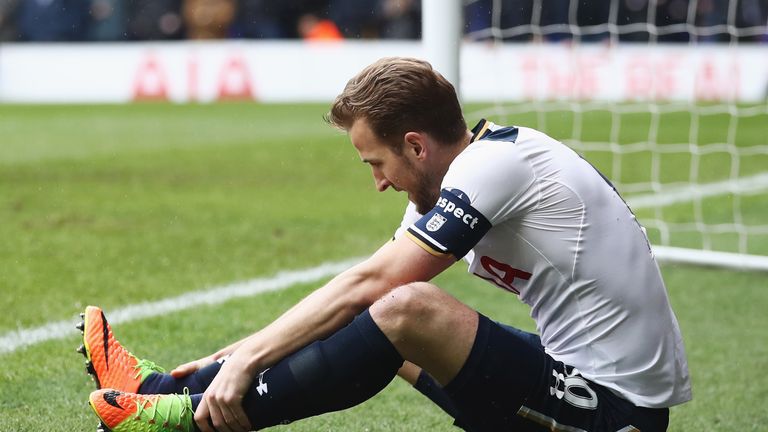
[194,351,254,432]
[170,355,218,378]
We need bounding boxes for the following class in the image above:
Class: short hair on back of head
[325,57,467,153]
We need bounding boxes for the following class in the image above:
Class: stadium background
[1,1,767,431]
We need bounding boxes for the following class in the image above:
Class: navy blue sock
[234,310,403,430]
[190,393,202,409]
[414,370,460,419]
[139,360,223,395]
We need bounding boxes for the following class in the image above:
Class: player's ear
[404,131,426,160]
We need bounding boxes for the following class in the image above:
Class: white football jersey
[397,120,692,408]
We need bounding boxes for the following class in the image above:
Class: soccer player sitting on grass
[78,57,691,432]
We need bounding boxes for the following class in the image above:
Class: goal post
[422,0,768,271]
[422,0,462,93]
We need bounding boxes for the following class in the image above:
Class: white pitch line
[0,257,365,356]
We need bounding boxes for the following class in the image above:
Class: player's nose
[375,176,392,192]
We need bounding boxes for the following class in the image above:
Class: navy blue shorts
[443,314,669,432]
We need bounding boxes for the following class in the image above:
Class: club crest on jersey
[426,214,447,232]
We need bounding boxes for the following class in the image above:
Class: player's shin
[196,310,403,430]
[139,359,225,395]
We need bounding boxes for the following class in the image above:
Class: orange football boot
[89,389,194,432]
[77,306,164,392]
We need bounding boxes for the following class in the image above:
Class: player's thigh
[444,317,669,432]
[441,314,547,431]
[519,359,669,432]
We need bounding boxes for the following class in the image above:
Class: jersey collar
[470,119,493,143]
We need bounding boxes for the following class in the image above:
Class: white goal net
[459,0,768,270]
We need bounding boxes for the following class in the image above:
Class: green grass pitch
[0,103,766,431]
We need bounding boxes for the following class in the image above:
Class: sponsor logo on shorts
[550,366,598,410]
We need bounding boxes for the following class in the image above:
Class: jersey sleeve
[393,201,422,240]
[404,140,539,258]
[442,140,539,225]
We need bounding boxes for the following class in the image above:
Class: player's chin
[414,201,433,215]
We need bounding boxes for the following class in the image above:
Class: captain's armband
[406,189,491,259]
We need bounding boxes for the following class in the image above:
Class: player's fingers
[170,361,199,378]
[218,406,244,432]
[208,397,235,432]
[238,409,253,431]
[223,400,252,432]
[194,398,214,432]
[212,391,248,432]
[171,355,217,378]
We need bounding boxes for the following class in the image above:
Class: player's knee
[370,282,443,338]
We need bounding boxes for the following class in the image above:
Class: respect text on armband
[409,189,491,259]
[436,196,481,229]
